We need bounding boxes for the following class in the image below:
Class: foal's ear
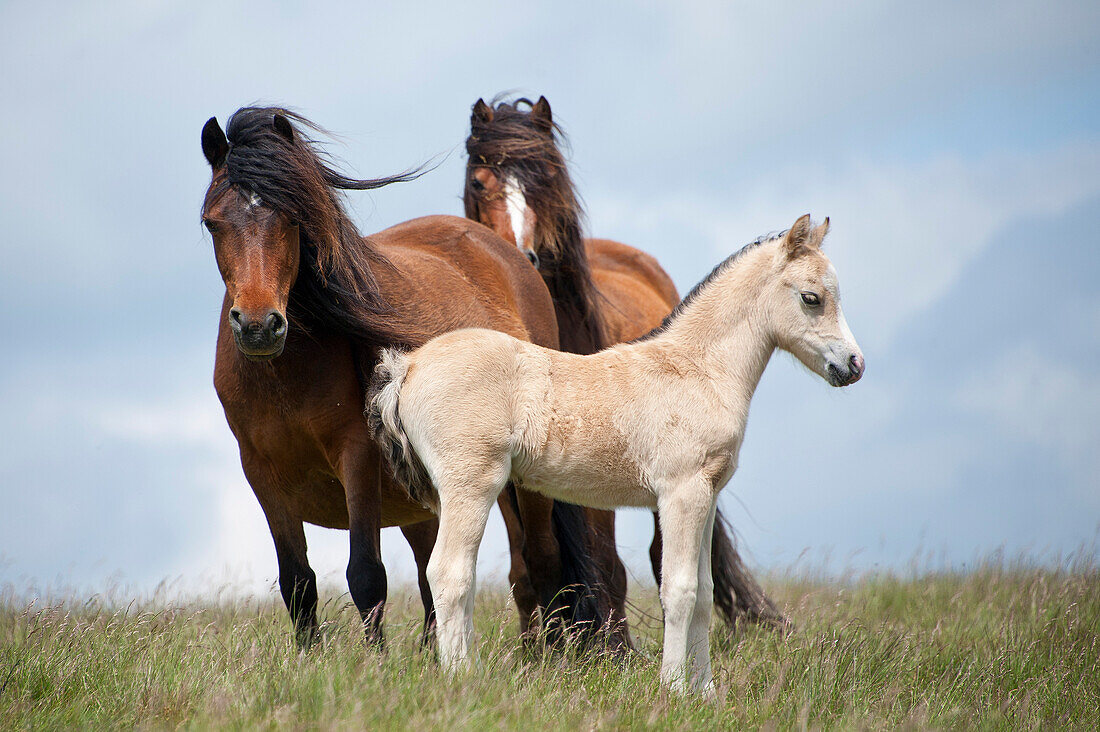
[201,117,229,169]
[472,98,494,125]
[783,213,814,257]
[811,216,830,248]
[531,95,553,131]
[272,113,295,143]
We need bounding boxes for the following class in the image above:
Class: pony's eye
[800,292,821,307]
[470,177,485,192]
[203,218,218,233]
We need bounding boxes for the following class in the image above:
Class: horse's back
[368,216,559,349]
[585,238,680,343]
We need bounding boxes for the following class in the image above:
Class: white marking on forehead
[243,190,262,211]
[502,175,528,247]
[824,262,840,300]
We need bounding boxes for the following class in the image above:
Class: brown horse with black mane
[200,106,610,648]
[463,96,790,635]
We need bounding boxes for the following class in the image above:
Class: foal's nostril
[849,353,865,379]
[229,308,243,332]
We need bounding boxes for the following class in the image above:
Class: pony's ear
[472,98,493,125]
[783,214,814,257]
[531,95,553,130]
[201,117,228,169]
[272,113,294,143]
[811,216,830,248]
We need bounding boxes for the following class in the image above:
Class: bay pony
[369,215,864,693]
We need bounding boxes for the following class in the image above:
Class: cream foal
[369,215,864,693]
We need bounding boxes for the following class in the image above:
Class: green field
[2,557,1097,729]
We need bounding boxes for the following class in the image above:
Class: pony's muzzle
[229,307,287,359]
[827,353,864,386]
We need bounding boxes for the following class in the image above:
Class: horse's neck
[540,223,606,354]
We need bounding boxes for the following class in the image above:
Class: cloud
[1,0,1098,593]
[587,140,1100,351]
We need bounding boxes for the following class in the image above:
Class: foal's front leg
[656,481,713,693]
[426,472,506,671]
[687,500,718,693]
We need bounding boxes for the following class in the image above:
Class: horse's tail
[366,348,437,510]
[711,508,792,633]
[504,486,615,650]
[547,500,614,643]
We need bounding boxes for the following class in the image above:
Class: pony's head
[201,113,298,358]
[766,215,864,386]
[464,96,578,269]
[201,107,418,359]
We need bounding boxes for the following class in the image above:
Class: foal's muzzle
[827,353,865,386]
[229,307,287,359]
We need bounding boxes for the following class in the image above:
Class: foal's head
[766,215,864,386]
[463,96,581,269]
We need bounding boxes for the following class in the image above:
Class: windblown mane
[464,97,607,354]
[206,106,425,347]
[635,230,789,342]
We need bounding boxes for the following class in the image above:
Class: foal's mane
[635,230,789,342]
[464,96,607,354]
[206,106,424,346]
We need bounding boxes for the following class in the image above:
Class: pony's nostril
[849,353,864,377]
[229,308,243,331]
[268,312,287,336]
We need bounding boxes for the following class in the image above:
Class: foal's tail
[711,508,792,633]
[366,348,437,510]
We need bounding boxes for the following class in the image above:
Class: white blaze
[503,175,530,249]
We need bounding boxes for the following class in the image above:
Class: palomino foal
[369,215,864,693]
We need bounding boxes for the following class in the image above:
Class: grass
[1,556,1097,729]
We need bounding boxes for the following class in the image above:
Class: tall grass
[1,554,1097,729]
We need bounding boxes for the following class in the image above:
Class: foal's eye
[470,177,485,192]
[800,292,821,307]
[202,219,217,233]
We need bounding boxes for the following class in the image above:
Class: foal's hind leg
[427,471,506,671]
[656,480,713,693]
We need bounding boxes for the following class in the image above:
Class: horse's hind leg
[427,471,507,671]
[650,511,663,586]
[400,519,439,648]
[497,486,539,637]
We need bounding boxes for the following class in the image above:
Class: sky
[1,1,1098,601]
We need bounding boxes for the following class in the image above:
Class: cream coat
[369,215,864,694]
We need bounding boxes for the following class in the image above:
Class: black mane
[464,97,608,355]
[207,106,425,347]
[634,230,788,342]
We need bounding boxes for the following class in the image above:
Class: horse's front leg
[340,442,388,647]
[400,519,439,648]
[656,480,713,693]
[427,472,506,672]
[251,478,319,648]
